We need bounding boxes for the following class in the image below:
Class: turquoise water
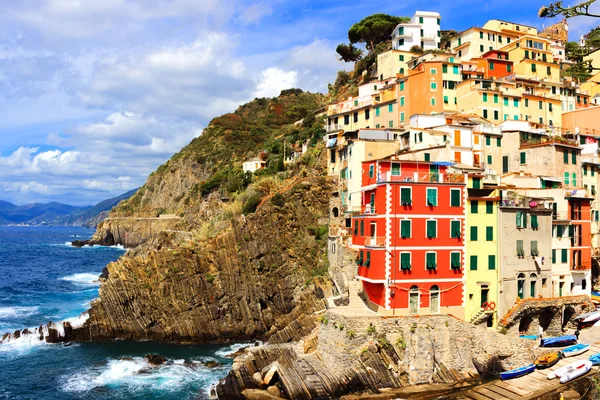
[0,226,236,399]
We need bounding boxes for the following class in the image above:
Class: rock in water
[145,353,166,366]
[241,389,283,400]
[13,330,20,339]
[71,240,87,247]
[203,360,221,368]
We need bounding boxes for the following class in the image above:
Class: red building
[352,158,467,318]
[475,50,514,79]
[567,194,592,271]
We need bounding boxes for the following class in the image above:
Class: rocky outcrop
[217,313,541,399]
[72,177,333,343]
[90,216,186,248]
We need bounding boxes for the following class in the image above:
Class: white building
[391,11,441,52]
[243,159,266,173]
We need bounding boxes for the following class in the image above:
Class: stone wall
[327,238,357,294]
[499,295,595,336]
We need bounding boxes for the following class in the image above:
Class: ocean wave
[63,312,89,328]
[213,342,260,358]
[0,306,39,320]
[61,356,229,394]
[59,273,100,287]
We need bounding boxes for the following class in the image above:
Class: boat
[559,360,593,384]
[519,335,538,340]
[574,311,598,321]
[548,359,589,379]
[500,364,536,380]
[534,352,562,369]
[589,353,600,365]
[583,311,600,323]
[591,291,600,304]
[541,334,577,347]
[562,343,590,357]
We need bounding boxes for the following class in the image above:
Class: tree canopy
[347,14,409,54]
[539,0,599,18]
[335,44,363,62]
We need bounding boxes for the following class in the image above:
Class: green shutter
[531,240,539,256]
[487,155,492,165]
[497,137,501,147]
[486,201,493,214]
[516,211,523,228]
[471,201,478,214]
[572,173,576,187]
[520,152,526,164]
[473,178,481,189]
[564,150,569,164]
[427,188,437,206]
[364,252,371,267]
[486,226,493,241]
[561,249,568,263]
[470,255,478,270]
[358,251,363,265]
[486,136,491,146]
[424,152,430,161]
[552,249,556,264]
[391,163,400,176]
[354,220,358,235]
[470,226,478,241]
[451,221,461,238]
[572,150,576,165]
[523,212,528,228]
[401,253,411,270]
[451,253,461,269]
[564,172,570,185]
[516,240,525,256]
[400,188,412,205]
[488,255,496,270]
[360,220,364,236]
[557,225,563,237]
[451,190,460,207]
[400,220,411,238]
[531,214,539,229]
[426,253,436,270]
[427,220,437,238]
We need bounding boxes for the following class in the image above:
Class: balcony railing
[571,262,592,271]
[329,227,351,237]
[520,136,579,148]
[326,124,344,132]
[361,205,377,215]
[378,171,466,184]
[365,237,386,247]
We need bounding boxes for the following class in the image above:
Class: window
[503,97,508,106]
[471,201,478,214]
[344,115,349,125]
[400,81,405,91]
[572,172,577,187]
[531,63,537,73]
[530,273,537,297]
[430,68,437,75]
[444,95,448,104]
[470,226,478,241]
[531,240,539,256]
[486,226,493,241]
[564,172,570,185]
[426,252,437,270]
[399,54,405,61]
[552,249,556,263]
[488,255,496,270]
[400,112,405,122]
[516,240,525,256]
[431,98,436,106]
[365,109,370,120]
[364,251,371,267]
[516,211,524,228]
[572,150,577,165]
[399,39,404,46]
[473,177,481,189]
[391,163,400,176]
[437,18,440,25]
[400,220,411,238]
[564,150,569,164]
[493,94,498,104]
[470,255,478,270]
[426,220,437,238]
[503,156,509,173]
[480,44,484,52]
[483,109,488,119]
[539,101,543,110]
[426,188,437,206]
[424,152,430,161]
[453,65,459,74]
[483,93,488,102]
[490,62,494,70]
[593,185,597,195]
[419,16,423,23]
[400,187,411,205]
[520,152,526,164]
[486,201,493,214]
[493,110,499,120]
[442,64,448,73]
[487,155,492,165]
[357,250,363,265]
[486,136,491,146]
[451,220,461,239]
[369,164,374,178]
[480,32,483,39]
[561,249,568,263]
[513,98,518,107]
[400,96,405,106]
[584,165,588,175]
[409,286,419,314]
[400,253,411,270]
[375,107,380,117]
[389,120,393,128]
[507,64,512,73]
[547,66,551,76]
[450,189,461,207]
[451,252,461,269]
[531,214,539,229]
[518,273,525,299]
[525,98,529,107]
[360,220,364,236]
[431,82,437,90]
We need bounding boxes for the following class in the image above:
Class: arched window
[332,207,339,218]
[517,273,526,299]
[430,285,440,314]
[530,273,537,298]
[409,286,420,315]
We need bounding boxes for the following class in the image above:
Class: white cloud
[238,3,272,25]
[254,67,298,98]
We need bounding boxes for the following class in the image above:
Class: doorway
[430,285,440,314]
[409,286,420,314]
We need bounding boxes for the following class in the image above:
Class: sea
[0,226,238,400]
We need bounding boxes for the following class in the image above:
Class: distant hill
[0,189,137,227]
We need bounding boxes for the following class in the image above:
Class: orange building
[474,50,514,79]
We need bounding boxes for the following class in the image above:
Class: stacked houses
[326,12,600,327]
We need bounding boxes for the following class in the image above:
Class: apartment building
[392,11,442,51]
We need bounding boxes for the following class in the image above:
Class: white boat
[559,360,592,383]
[548,360,589,379]
[583,311,600,323]
[593,319,600,327]
[562,344,590,358]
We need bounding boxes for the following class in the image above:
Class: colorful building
[352,159,467,318]
[392,11,442,51]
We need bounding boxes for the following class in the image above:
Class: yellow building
[456,78,562,127]
[482,20,538,37]
[450,27,519,61]
[465,177,499,327]
[500,36,561,82]
[377,50,416,80]
[583,48,600,71]
[581,71,600,99]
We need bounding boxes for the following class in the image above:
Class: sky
[0,0,597,206]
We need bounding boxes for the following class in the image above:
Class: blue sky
[0,0,596,205]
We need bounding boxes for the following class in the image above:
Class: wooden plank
[517,375,547,390]
[494,381,529,396]
[463,392,492,400]
[473,386,509,399]
[484,384,524,400]
[505,378,537,392]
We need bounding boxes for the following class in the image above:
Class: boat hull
[562,344,590,358]
[534,352,562,369]
[541,335,577,348]
[501,364,535,380]
[559,360,592,384]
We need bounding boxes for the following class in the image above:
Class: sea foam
[0,306,39,320]
[59,273,100,287]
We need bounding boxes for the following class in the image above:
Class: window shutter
[401,220,411,238]
[451,190,460,206]
[427,220,437,238]
[531,214,539,229]
[401,253,411,270]
[486,201,493,214]
[427,189,437,206]
[561,249,568,263]
[364,252,371,267]
[516,240,525,256]
[401,188,412,205]
[451,253,461,269]
[470,255,477,270]
[516,211,522,228]
[572,150,576,164]
[552,249,556,263]
[531,240,539,256]
[358,251,363,265]
[523,212,528,228]
[426,253,437,270]
[488,255,496,270]
[360,220,364,236]
[486,226,493,241]
[451,221,461,239]
[473,178,481,189]
[471,201,478,214]
[391,163,400,176]
[470,226,478,241]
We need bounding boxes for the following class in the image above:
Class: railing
[329,227,351,237]
[361,205,377,215]
[565,189,591,199]
[379,171,466,184]
[483,174,500,185]
[520,136,579,148]
[365,237,386,247]
[572,262,592,271]
[326,124,344,132]
[327,100,373,116]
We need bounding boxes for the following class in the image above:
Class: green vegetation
[395,337,407,350]
[347,330,356,339]
[345,14,409,55]
[366,324,377,335]
[377,337,392,349]
[318,315,329,326]
[308,225,328,240]
[205,273,215,283]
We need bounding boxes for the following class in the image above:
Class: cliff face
[76,176,333,343]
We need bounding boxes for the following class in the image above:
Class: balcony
[483,173,500,185]
[565,189,591,199]
[326,124,344,132]
[361,205,377,215]
[378,171,466,184]
[519,136,579,149]
[329,227,351,237]
[365,237,386,247]
[571,262,592,271]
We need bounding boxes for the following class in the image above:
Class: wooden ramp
[461,343,600,400]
